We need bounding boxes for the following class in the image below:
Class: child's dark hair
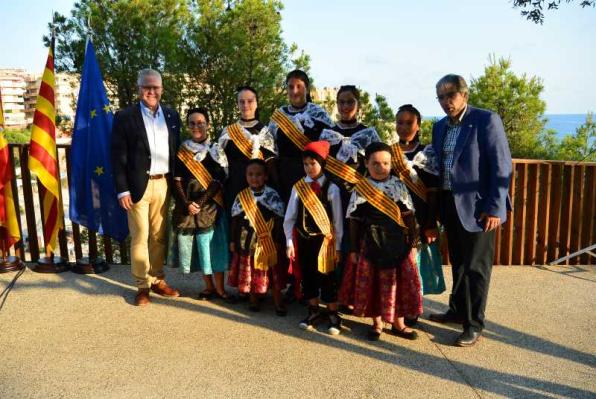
[396,104,421,126]
[236,85,260,120]
[302,150,326,168]
[337,85,360,102]
[246,158,268,173]
[186,107,209,124]
[286,69,312,103]
[365,141,392,160]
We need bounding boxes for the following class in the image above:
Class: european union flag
[69,40,128,241]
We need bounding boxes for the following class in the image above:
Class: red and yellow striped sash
[227,123,263,160]
[390,143,427,202]
[294,179,335,274]
[354,179,406,228]
[238,188,277,271]
[272,110,362,184]
[177,146,224,207]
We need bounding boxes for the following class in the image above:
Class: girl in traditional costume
[227,159,287,315]
[218,86,277,213]
[339,142,422,341]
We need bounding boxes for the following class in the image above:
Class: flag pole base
[0,256,25,273]
[32,256,69,273]
[71,257,109,274]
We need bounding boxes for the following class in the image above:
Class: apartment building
[0,69,28,128]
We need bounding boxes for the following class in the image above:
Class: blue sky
[1,0,594,115]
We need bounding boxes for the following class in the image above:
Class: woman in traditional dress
[172,107,233,301]
[218,86,277,213]
[268,69,334,202]
[391,104,443,326]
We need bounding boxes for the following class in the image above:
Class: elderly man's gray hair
[137,69,162,87]
[436,74,468,95]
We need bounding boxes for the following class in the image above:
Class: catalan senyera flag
[0,87,21,251]
[28,41,63,253]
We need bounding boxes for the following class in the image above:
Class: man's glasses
[188,122,208,128]
[436,91,459,101]
[141,85,162,92]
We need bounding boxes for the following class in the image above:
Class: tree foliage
[469,55,547,158]
[47,0,309,135]
[512,0,595,24]
[540,114,596,161]
[47,0,191,109]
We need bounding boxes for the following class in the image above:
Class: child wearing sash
[283,141,343,335]
[227,159,287,315]
[339,142,422,341]
[172,108,233,302]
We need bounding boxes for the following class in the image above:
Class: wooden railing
[6,143,128,265]
[4,143,595,266]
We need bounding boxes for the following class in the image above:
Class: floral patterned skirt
[228,253,287,295]
[339,248,422,323]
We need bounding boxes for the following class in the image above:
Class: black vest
[296,179,332,238]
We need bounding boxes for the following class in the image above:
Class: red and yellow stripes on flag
[177,146,224,207]
[0,91,21,251]
[294,179,336,274]
[238,188,277,271]
[28,46,63,252]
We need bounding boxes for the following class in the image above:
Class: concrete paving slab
[0,264,594,399]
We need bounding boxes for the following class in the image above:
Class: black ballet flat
[367,328,382,341]
[389,326,418,340]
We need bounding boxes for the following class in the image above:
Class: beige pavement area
[0,263,594,398]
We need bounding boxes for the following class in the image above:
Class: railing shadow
[2,265,594,398]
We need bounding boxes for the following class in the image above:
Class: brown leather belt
[149,174,168,180]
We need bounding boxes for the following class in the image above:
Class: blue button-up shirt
[441,106,467,190]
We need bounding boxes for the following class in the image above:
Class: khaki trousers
[127,178,169,288]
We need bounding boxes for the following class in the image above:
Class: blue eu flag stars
[69,40,128,242]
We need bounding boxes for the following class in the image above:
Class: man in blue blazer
[111,69,181,306]
[429,74,512,346]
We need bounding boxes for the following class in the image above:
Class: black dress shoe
[455,329,482,347]
[428,312,464,324]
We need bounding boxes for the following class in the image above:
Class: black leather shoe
[455,329,482,347]
[428,312,464,324]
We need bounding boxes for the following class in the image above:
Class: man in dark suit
[111,69,181,306]
[429,74,512,346]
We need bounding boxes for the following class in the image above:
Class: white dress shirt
[283,174,343,251]
[140,102,170,175]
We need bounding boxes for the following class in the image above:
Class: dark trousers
[296,233,337,303]
[441,191,495,332]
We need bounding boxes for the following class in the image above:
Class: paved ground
[0,263,594,399]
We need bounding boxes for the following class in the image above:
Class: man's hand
[423,228,438,244]
[286,246,295,261]
[349,252,358,265]
[119,195,133,211]
[479,212,501,232]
